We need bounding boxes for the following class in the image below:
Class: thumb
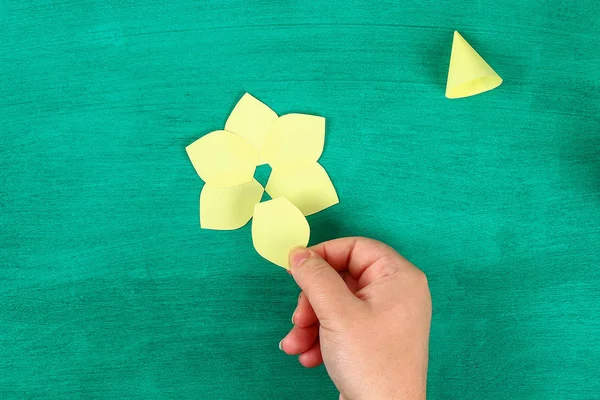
[289,247,359,321]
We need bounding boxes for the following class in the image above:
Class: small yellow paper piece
[445,31,502,99]
[200,179,264,230]
[262,114,325,168]
[186,130,259,187]
[225,93,278,164]
[266,162,338,216]
[252,197,310,269]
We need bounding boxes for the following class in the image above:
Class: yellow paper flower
[186,93,339,268]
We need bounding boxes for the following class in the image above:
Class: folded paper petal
[445,31,502,99]
[200,179,264,230]
[186,130,259,187]
[262,113,325,168]
[225,93,278,165]
[266,162,338,216]
[252,197,310,269]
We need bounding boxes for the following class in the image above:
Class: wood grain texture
[1,0,600,398]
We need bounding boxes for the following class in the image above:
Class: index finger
[310,237,411,285]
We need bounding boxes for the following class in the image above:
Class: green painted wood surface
[1,1,600,398]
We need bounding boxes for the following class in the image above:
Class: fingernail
[291,310,296,324]
[289,247,310,269]
[278,339,283,351]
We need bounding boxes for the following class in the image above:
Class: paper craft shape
[186,130,259,187]
[252,197,310,269]
[262,113,325,168]
[266,162,338,216]
[445,31,502,99]
[185,93,338,267]
[225,93,278,165]
[200,179,264,230]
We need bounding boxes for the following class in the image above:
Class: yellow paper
[200,179,264,230]
[225,93,278,165]
[262,113,325,168]
[266,162,338,216]
[186,130,259,187]
[252,197,310,269]
[445,31,502,99]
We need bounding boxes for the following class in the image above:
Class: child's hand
[280,237,431,400]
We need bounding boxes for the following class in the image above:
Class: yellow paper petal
[252,197,310,269]
[225,93,278,165]
[200,179,264,230]
[186,130,259,187]
[262,113,325,168]
[266,162,338,216]
[445,31,502,99]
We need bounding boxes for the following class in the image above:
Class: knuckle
[412,269,431,301]
[302,257,331,277]
[304,258,331,280]
[378,258,400,277]
[413,268,428,285]
[406,267,429,292]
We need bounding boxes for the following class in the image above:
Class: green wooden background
[2,0,599,398]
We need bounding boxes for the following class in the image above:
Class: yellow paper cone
[445,31,502,99]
